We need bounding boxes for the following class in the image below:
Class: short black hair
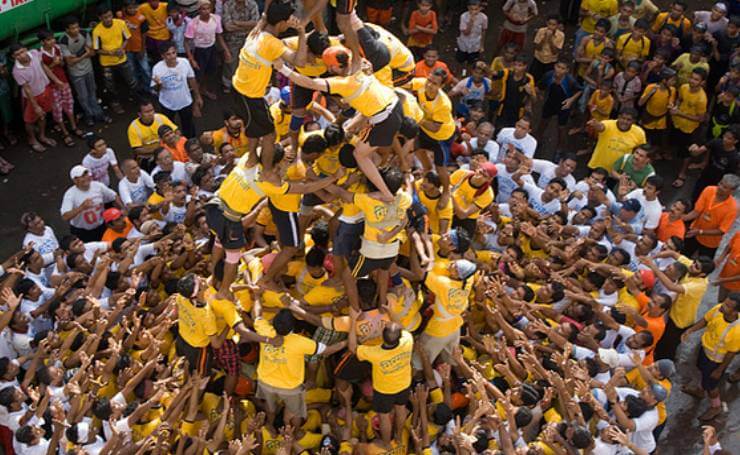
[305,247,326,268]
[302,134,328,156]
[266,0,295,26]
[177,274,197,298]
[307,31,331,56]
[380,167,404,195]
[37,29,53,41]
[273,309,296,335]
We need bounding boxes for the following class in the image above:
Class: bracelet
[278,66,294,77]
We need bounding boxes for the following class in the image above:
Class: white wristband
[278,66,293,77]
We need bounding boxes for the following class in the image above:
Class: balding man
[351,319,414,446]
[118,159,155,207]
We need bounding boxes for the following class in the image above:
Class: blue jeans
[69,72,104,121]
[128,51,152,92]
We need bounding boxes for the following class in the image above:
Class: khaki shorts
[412,331,460,370]
[256,382,307,418]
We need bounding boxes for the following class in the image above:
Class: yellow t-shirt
[138,2,170,40]
[671,84,707,134]
[588,90,614,121]
[176,295,218,348]
[286,260,327,296]
[127,114,177,148]
[354,191,412,243]
[386,282,423,332]
[587,120,647,171]
[211,126,249,157]
[216,156,265,215]
[450,169,494,220]
[397,87,424,124]
[270,102,291,139]
[357,330,414,394]
[233,32,286,98]
[673,53,710,87]
[204,286,242,341]
[337,170,366,222]
[669,275,708,329]
[641,84,676,130]
[416,180,452,234]
[92,19,131,67]
[410,77,456,141]
[581,0,619,33]
[258,179,297,213]
[616,33,651,65]
[303,285,345,315]
[701,304,740,363]
[255,317,318,389]
[367,23,415,73]
[326,70,396,117]
[424,271,472,338]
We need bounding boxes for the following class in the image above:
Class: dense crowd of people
[1,0,739,453]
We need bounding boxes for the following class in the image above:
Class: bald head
[383,322,402,347]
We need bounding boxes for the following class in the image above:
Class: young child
[608,0,636,40]
[707,84,740,140]
[489,54,536,128]
[572,79,614,153]
[530,15,564,82]
[537,60,582,148]
[637,67,677,156]
[118,0,151,92]
[488,42,518,117]
[497,0,538,54]
[671,67,709,187]
[406,0,438,59]
[82,134,123,187]
[38,30,84,147]
[414,45,456,85]
[615,18,651,68]
[580,47,616,113]
[165,2,189,57]
[672,46,709,87]
[640,48,671,85]
[365,0,394,27]
[614,60,643,111]
[450,61,492,117]
[575,19,612,81]
[456,0,488,69]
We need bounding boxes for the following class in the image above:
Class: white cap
[598,348,620,369]
[69,165,89,180]
[715,2,728,13]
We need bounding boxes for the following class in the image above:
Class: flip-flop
[39,137,57,147]
[74,129,86,138]
[30,143,46,153]
[672,177,686,188]
[63,135,76,147]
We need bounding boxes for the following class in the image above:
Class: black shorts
[291,82,317,111]
[673,128,696,159]
[372,386,411,413]
[269,201,301,248]
[358,26,391,72]
[176,335,212,375]
[455,50,480,65]
[333,351,371,383]
[205,202,246,250]
[238,95,275,138]
[392,68,414,87]
[697,347,723,391]
[349,253,395,277]
[333,220,364,257]
[365,101,404,147]
[335,0,356,15]
[418,129,454,166]
[541,106,572,126]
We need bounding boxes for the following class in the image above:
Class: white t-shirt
[60,182,118,230]
[466,137,500,161]
[163,197,191,224]
[82,149,118,187]
[694,10,729,34]
[531,159,577,191]
[118,171,155,206]
[152,161,190,185]
[457,12,488,53]
[152,58,195,111]
[626,188,662,230]
[23,226,59,256]
[495,128,537,161]
[494,164,519,203]
[616,387,659,453]
[523,182,562,216]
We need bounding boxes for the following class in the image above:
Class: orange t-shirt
[414,60,453,84]
[656,212,686,242]
[407,10,438,48]
[636,293,666,365]
[162,136,189,163]
[720,232,740,291]
[102,218,133,243]
[691,186,738,248]
[117,11,147,52]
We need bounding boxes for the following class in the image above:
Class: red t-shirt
[40,45,68,84]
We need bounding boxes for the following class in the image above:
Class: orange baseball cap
[322,45,352,68]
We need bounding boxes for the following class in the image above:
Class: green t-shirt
[613,154,655,187]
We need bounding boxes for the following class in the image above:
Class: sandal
[73,129,86,138]
[672,177,686,188]
[39,137,57,147]
[30,143,46,153]
[63,135,76,147]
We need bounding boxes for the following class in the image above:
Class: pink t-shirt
[12,49,50,98]
[184,14,223,49]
